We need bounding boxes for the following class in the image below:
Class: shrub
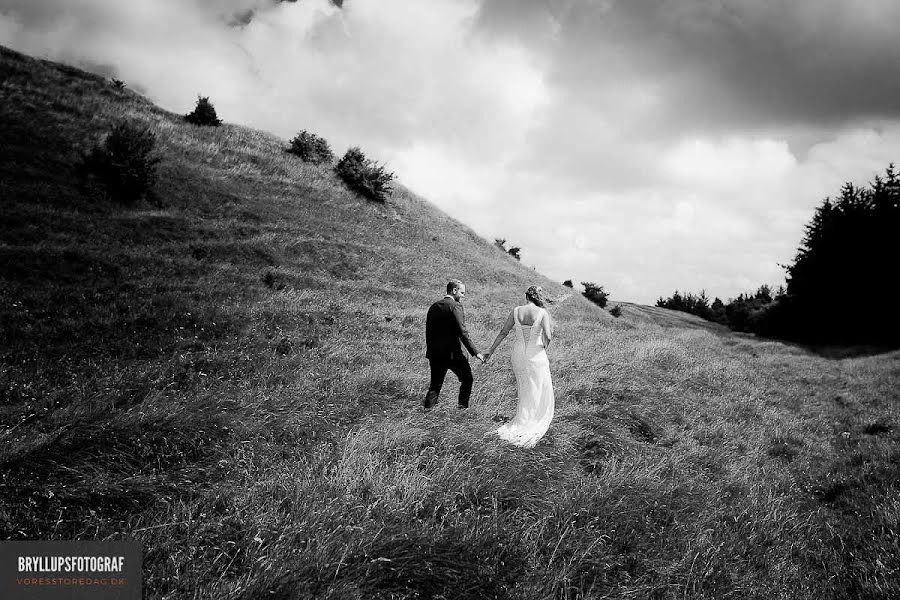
[78,122,160,203]
[112,79,125,89]
[184,96,222,127]
[563,280,573,288]
[275,337,293,355]
[493,238,523,260]
[286,130,334,164]
[581,282,609,308]
[262,270,286,291]
[335,147,394,202]
[609,305,622,318]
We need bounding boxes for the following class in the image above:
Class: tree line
[657,165,900,347]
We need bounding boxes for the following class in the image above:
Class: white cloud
[661,137,797,190]
[391,141,508,234]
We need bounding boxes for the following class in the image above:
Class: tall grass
[2,44,899,599]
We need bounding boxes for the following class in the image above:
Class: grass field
[2,44,899,599]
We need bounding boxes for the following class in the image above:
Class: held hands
[481,352,492,364]
[475,353,486,364]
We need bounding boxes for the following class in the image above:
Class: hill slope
[2,45,900,599]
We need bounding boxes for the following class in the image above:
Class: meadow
[1,45,899,599]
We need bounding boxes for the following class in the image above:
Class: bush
[581,282,609,308]
[335,147,394,202]
[609,305,622,318]
[78,122,160,203]
[286,130,334,164]
[184,96,222,127]
[111,79,125,89]
[563,280,573,288]
[493,238,523,260]
[262,270,287,291]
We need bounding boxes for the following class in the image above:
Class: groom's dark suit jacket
[425,296,479,361]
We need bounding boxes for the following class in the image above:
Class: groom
[423,279,485,410]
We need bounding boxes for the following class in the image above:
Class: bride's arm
[485,310,515,359]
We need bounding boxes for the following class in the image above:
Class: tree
[184,96,222,126]
[755,285,772,303]
[781,164,900,344]
[651,168,900,346]
[709,297,726,323]
[656,289,711,319]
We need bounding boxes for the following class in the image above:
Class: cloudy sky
[3,0,900,303]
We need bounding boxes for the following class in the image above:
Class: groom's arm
[451,303,480,356]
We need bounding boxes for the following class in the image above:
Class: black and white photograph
[1,0,899,598]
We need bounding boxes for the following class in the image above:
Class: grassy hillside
[2,44,900,599]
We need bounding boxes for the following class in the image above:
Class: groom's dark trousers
[424,296,480,409]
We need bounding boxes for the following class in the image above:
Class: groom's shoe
[423,389,440,412]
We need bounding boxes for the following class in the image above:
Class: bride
[484,285,555,448]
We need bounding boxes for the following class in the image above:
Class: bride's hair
[525,285,545,307]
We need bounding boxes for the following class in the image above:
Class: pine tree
[780,165,900,344]
[184,96,222,126]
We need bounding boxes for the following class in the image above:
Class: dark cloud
[229,9,256,27]
[0,1,64,28]
[475,0,900,132]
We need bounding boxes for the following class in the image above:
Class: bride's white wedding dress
[496,306,555,447]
